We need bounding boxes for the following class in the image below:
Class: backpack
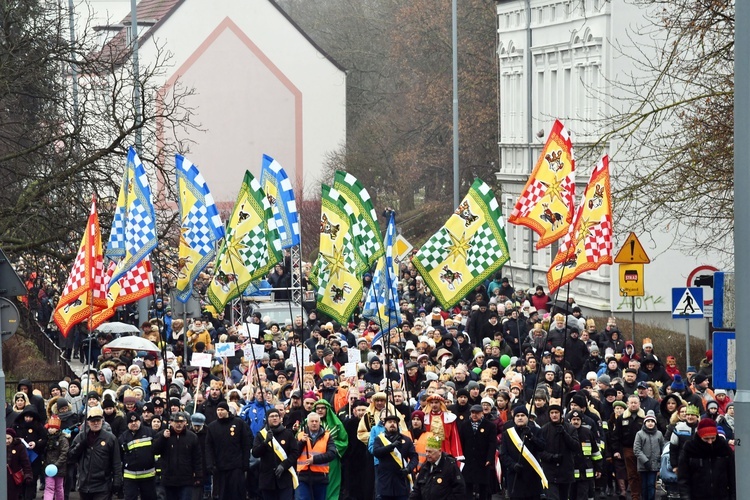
[659,442,678,483]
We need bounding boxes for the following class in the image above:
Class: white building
[76,0,346,205]
[494,0,721,333]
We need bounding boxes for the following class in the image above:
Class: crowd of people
[6,255,736,500]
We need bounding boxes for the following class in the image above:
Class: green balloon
[500,354,511,368]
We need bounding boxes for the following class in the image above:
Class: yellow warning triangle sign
[614,232,651,264]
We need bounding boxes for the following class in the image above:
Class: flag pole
[224,243,262,390]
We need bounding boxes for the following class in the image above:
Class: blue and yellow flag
[108,147,157,287]
[175,155,225,303]
[413,179,510,310]
[260,154,300,249]
[207,171,282,312]
[363,213,401,338]
[333,171,383,268]
[546,156,613,294]
[312,185,365,324]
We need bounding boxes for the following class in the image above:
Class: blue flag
[175,155,225,303]
[108,147,157,287]
[260,154,300,249]
[364,213,401,345]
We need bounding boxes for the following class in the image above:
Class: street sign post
[713,331,736,390]
[618,264,644,296]
[615,234,651,345]
[673,287,704,368]
[614,232,651,264]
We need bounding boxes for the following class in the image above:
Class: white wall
[495,0,724,321]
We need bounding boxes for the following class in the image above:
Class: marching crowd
[6,265,736,500]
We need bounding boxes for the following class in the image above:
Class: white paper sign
[191,352,213,368]
[241,344,266,361]
[288,346,311,367]
[344,362,358,378]
[347,348,361,365]
[215,343,235,357]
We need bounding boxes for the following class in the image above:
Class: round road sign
[0,297,20,340]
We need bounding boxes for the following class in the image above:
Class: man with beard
[198,379,225,425]
[539,404,579,500]
[252,408,300,500]
[457,405,496,500]
[423,395,463,460]
[372,414,418,500]
[206,401,252,499]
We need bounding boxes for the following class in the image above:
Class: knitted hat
[644,410,656,423]
[670,375,686,392]
[481,397,495,407]
[686,404,701,417]
[642,338,653,349]
[706,400,719,410]
[6,428,16,438]
[512,405,528,417]
[216,401,230,411]
[411,410,425,424]
[598,374,611,385]
[426,435,442,450]
[47,415,61,430]
[697,418,718,438]
[693,373,708,385]
[612,401,627,409]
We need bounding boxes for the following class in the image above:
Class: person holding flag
[372,414,418,500]
[500,406,548,499]
[362,212,401,334]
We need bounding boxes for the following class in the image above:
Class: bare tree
[0,0,196,271]
[598,0,733,262]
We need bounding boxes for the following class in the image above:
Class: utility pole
[733,0,749,491]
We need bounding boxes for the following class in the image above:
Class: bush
[591,317,706,373]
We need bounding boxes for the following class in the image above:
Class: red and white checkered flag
[54,195,108,335]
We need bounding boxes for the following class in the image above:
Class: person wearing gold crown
[409,434,465,500]
[422,394,463,460]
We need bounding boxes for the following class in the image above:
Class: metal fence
[11,299,77,381]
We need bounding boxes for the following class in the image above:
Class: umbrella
[104,336,160,352]
[96,322,140,335]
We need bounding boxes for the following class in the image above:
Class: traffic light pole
[734,0,749,490]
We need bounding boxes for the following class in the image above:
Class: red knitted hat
[697,418,717,438]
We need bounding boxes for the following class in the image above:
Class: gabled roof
[97,0,343,72]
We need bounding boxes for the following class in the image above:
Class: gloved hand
[513,462,523,472]
[521,428,532,440]
[265,431,273,443]
[385,442,398,451]
[400,468,410,477]
[275,465,286,478]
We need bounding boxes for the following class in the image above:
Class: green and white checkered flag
[333,171,384,269]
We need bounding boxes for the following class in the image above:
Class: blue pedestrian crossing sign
[672,287,704,319]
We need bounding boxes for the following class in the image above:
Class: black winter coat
[372,431,418,497]
[457,418,496,485]
[539,420,579,483]
[68,428,122,493]
[251,424,299,491]
[500,424,546,498]
[409,453,465,500]
[206,416,252,472]
[678,434,735,500]
[153,427,202,487]
[118,426,155,475]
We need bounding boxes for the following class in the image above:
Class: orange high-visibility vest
[413,432,433,471]
[298,431,331,474]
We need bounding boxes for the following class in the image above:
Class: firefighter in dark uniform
[568,410,602,500]
[118,411,157,500]
[409,435,465,500]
